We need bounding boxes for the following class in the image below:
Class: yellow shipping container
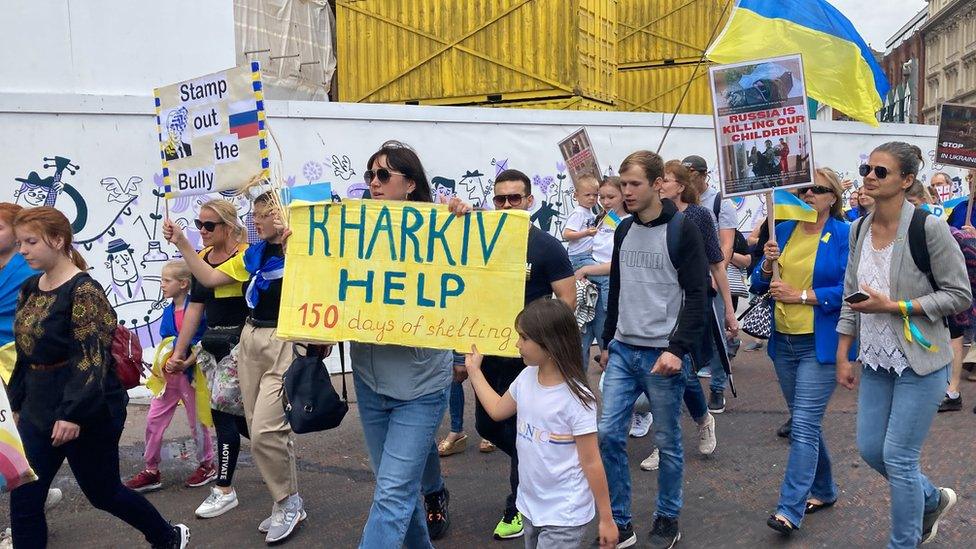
[617,63,713,114]
[336,0,616,105]
[478,96,614,111]
[617,0,730,68]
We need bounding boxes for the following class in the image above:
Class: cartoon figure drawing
[104,238,164,346]
[431,177,457,202]
[163,106,192,161]
[458,169,490,208]
[14,156,88,233]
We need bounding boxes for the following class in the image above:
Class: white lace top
[857,228,911,375]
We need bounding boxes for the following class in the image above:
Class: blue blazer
[750,217,856,365]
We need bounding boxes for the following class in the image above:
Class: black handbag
[282,343,348,434]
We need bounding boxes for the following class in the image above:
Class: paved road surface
[3,342,973,548]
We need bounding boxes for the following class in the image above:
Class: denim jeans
[355,374,448,549]
[708,294,729,393]
[448,381,464,433]
[598,340,686,525]
[681,358,709,422]
[11,408,175,547]
[580,274,609,358]
[771,333,837,527]
[570,253,595,272]
[857,364,948,549]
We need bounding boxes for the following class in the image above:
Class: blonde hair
[161,260,192,282]
[814,167,846,220]
[574,174,600,192]
[200,199,246,243]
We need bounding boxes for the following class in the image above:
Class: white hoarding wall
[0,96,967,365]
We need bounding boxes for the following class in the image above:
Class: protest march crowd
[2,135,975,549]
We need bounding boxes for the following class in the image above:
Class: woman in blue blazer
[751,169,855,535]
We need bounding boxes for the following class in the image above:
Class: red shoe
[125,469,162,493]
[185,462,217,487]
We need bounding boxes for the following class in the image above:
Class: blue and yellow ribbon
[899,300,939,352]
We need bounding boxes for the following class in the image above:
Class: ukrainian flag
[773,189,817,223]
[707,0,889,126]
[603,210,622,230]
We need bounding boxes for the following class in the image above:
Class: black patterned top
[9,272,124,430]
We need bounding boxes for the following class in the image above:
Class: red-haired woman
[8,207,188,548]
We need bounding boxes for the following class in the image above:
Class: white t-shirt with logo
[565,205,596,256]
[592,212,631,264]
[509,366,598,527]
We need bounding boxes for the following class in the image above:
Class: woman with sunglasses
[836,143,971,548]
[165,191,306,545]
[752,168,853,536]
[164,200,252,520]
[353,141,454,548]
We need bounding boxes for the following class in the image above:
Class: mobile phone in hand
[844,291,870,304]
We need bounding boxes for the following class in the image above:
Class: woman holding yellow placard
[350,140,455,548]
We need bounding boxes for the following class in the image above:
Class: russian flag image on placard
[228,100,260,139]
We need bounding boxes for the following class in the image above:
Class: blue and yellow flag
[603,210,622,230]
[707,0,889,126]
[773,189,817,222]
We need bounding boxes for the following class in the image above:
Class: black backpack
[853,208,936,291]
[282,343,348,434]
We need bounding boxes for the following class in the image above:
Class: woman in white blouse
[835,142,971,549]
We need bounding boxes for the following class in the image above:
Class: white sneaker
[195,487,239,518]
[698,413,717,455]
[258,507,307,533]
[265,494,305,544]
[697,368,712,378]
[172,524,191,549]
[629,412,652,438]
[44,488,62,511]
[0,528,11,549]
[640,448,660,471]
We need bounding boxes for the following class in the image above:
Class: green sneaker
[493,511,524,540]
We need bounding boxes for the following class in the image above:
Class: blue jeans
[771,333,837,527]
[598,340,686,525]
[570,252,595,272]
[857,364,948,549]
[708,294,729,393]
[448,381,464,433]
[580,274,609,358]
[355,374,448,549]
[682,358,709,422]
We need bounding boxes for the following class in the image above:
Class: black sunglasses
[492,193,527,208]
[194,219,224,232]
[859,164,902,179]
[798,185,834,195]
[363,167,405,185]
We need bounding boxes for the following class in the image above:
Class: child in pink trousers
[125,260,214,492]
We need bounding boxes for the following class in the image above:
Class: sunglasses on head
[194,219,224,232]
[492,193,527,208]
[363,167,405,185]
[859,164,901,179]
[798,185,834,195]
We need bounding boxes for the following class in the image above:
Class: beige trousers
[237,323,297,502]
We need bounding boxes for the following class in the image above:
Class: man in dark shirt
[453,169,575,541]
[598,151,707,548]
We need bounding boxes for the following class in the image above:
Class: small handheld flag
[603,210,622,230]
[773,189,818,223]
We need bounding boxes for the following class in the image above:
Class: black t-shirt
[190,249,248,327]
[251,243,284,322]
[525,226,574,305]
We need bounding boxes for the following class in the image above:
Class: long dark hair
[367,140,433,202]
[515,299,595,409]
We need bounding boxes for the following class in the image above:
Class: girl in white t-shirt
[465,299,617,549]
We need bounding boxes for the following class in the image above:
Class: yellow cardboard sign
[278,199,529,357]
